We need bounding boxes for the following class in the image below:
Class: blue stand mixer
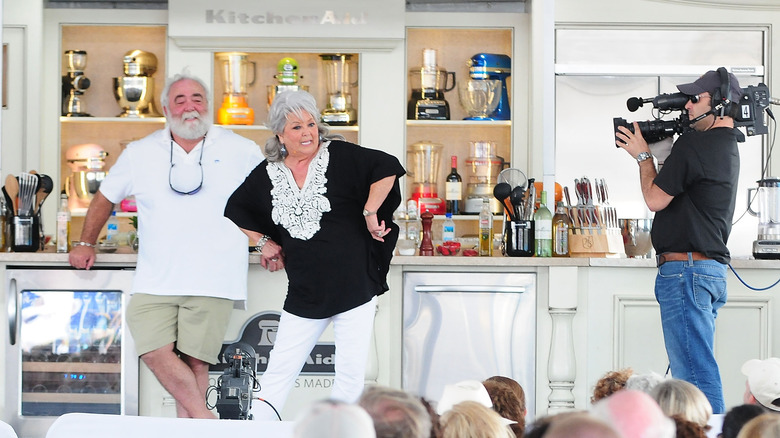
[468,53,511,120]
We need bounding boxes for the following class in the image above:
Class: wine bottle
[445,155,462,214]
[534,191,552,257]
[552,201,571,257]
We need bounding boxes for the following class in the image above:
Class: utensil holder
[11,215,40,252]
[504,220,534,257]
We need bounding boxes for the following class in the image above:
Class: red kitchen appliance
[407,141,445,215]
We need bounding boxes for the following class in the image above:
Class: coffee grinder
[61,50,91,117]
[407,48,456,120]
[464,140,504,214]
[216,52,256,125]
[267,57,308,109]
[113,49,162,118]
[407,141,445,215]
[749,178,780,259]
[320,54,357,125]
[467,53,511,120]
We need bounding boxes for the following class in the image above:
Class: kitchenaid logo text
[206,10,368,25]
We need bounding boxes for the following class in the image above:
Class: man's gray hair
[159,68,210,112]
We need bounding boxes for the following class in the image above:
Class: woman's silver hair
[159,68,210,112]
[264,90,345,162]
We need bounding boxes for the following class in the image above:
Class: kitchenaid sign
[210,312,336,375]
[169,0,403,47]
[205,9,367,25]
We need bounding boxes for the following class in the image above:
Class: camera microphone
[626,97,649,112]
[626,92,690,112]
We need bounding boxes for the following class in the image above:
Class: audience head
[735,413,780,438]
[544,412,621,438]
[482,377,526,437]
[721,404,766,438]
[651,378,712,428]
[591,389,676,438]
[418,397,443,438]
[626,371,667,394]
[741,358,780,412]
[439,401,515,438]
[436,380,494,415]
[671,414,707,438]
[293,399,376,438]
[358,385,431,438]
[592,368,634,403]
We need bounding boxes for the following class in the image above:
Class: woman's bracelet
[74,241,95,248]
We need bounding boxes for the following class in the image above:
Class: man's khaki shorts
[126,293,234,364]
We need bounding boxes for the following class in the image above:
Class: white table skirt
[46,413,294,438]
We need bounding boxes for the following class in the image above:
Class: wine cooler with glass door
[4,268,138,438]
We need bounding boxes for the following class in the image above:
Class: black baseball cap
[677,69,742,100]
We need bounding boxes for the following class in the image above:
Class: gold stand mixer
[113,49,162,118]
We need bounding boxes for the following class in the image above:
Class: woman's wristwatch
[254,235,271,253]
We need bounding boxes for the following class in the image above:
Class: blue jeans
[655,255,728,414]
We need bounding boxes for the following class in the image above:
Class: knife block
[569,225,624,258]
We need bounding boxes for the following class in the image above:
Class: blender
[749,178,780,259]
[64,143,108,211]
[113,49,162,118]
[267,57,309,109]
[407,48,456,120]
[61,50,91,117]
[407,141,445,215]
[467,53,512,120]
[216,52,256,125]
[320,54,357,125]
[463,140,504,214]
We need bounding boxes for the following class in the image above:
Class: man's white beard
[169,110,212,140]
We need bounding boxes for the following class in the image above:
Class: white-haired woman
[225,90,405,420]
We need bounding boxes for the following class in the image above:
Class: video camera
[214,342,258,420]
[614,83,772,145]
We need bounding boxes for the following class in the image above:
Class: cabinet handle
[414,285,525,294]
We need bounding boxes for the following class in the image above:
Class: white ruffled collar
[267,143,331,240]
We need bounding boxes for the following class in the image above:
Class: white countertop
[1,248,776,270]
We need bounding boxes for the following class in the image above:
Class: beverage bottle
[552,201,571,257]
[534,191,553,257]
[56,191,71,253]
[406,199,420,242]
[106,210,119,242]
[478,198,493,256]
[444,156,462,214]
[442,213,456,242]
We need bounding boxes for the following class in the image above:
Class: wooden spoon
[5,174,19,215]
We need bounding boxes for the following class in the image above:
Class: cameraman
[615,69,743,414]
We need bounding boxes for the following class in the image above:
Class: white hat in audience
[436,380,516,425]
[293,399,376,438]
[741,357,780,412]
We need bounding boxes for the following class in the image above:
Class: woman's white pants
[250,296,377,420]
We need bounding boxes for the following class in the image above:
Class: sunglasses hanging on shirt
[169,137,205,195]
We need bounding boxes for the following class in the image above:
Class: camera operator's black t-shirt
[651,127,740,264]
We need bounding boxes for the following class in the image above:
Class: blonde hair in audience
[650,379,712,428]
[735,413,780,438]
[440,401,515,438]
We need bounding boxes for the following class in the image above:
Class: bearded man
[70,70,264,418]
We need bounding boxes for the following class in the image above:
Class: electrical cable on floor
[254,397,283,421]
[728,263,780,291]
